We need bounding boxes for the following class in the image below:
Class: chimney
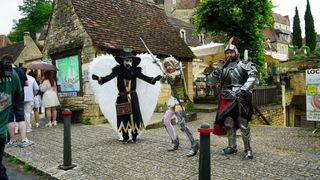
[23,32,33,46]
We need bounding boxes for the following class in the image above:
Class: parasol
[26,62,58,71]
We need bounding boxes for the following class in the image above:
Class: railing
[252,86,278,106]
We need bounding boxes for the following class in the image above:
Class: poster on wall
[56,55,80,96]
[306,69,320,121]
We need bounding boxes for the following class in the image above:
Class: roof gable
[70,0,194,59]
[0,42,24,62]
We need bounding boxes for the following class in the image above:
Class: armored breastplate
[221,62,247,91]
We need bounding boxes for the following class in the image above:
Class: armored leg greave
[223,117,237,154]
[175,110,199,157]
[239,117,253,159]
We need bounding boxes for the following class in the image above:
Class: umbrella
[26,63,58,71]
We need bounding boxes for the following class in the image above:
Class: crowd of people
[1,55,60,148]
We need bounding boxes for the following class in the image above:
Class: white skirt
[42,90,60,108]
[167,96,185,107]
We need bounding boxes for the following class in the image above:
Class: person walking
[40,71,60,127]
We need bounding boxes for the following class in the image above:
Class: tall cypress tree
[292,7,302,48]
[304,0,316,51]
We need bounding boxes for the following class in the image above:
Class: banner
[306,69,320,121]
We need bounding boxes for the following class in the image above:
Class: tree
[193,0,273,72]
[8,0,52,43]
[292,7,302,49]
[304,0,316,51]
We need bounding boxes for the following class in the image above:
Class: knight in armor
[212,37,259,159]
[92,51,161,143]
[160,57,199,157]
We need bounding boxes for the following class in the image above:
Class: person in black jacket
[92,51,161,143]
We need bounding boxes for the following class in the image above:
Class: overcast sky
[0,0,319,36]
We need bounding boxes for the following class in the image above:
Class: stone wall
[288,71,305,95]
[43,0,100,123]
[251,104,284,126]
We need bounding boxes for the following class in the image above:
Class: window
[180,29,186,42]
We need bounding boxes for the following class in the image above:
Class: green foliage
[81,117,92,125]
[292,54,307,60]
[7,156,19,164]
[292,7,302,49]
[193,0,273,71]
[23,163,33,171]
[314,48,320,57]
[301,45,310,55]
[185,101,194,113]
[304,0,316,51]
[8,0,52,42]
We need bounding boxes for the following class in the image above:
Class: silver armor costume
[213,49,258,159]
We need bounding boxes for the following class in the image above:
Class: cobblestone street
[4,112,320,179]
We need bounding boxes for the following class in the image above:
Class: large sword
[139,37,185,111]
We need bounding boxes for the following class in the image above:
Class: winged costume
[90,52,162,143]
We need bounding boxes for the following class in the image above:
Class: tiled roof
[167,17,201,47]
[71,0,194,59]
[0,42,24,62]
[177,0,200,9]
[273,13,290,26]
[0,35,11,48]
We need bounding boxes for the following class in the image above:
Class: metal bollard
[59,109,76,170]
[198,123,212,180]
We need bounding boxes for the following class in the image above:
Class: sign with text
[56,55,80,94]
[306,69,320,121]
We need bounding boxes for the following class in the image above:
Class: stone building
[263,13,291,61]
[43,0,194,123]
[0,32,42,66]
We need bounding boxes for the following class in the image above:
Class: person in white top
[40,71,60,127]
[24,74,39,132]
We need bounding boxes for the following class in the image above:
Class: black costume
[92,53,160,142]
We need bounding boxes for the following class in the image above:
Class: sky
[0,0,319,36]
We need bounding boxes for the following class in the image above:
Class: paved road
[4,112,320,179]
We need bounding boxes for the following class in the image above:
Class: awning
[190,42,225,58]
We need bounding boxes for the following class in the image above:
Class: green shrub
[23,163,32,171]
[314,48,320,57]
[81,117,92,125]
[292,54,307,60]
[185,101,194,113]
[301,45,310,55]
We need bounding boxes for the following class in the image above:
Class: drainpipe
[281,84,286,126]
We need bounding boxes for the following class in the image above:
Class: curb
[4,152,57,180]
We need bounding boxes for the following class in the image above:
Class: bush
[292,54,307,60]
[314,48,320,57]
[81,117,92,125]
[184,101,194,113]
[301,45,310,55]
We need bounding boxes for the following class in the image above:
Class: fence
[252,86,278,106]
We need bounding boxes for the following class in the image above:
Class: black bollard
[59,109,76,170]
[198,123,212,180]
